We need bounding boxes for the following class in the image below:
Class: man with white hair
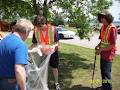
[0,18,34,90]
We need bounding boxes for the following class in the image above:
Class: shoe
[55,83,61,90]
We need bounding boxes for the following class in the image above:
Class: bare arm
[15,64,26,90]
[96,27,117,54]
[100,44,115,51]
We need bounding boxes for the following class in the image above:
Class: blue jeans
[0,79,30,90]
[100,59,112,90]
[0,79,18,90]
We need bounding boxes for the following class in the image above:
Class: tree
[58,0,112,39]
[0,0,112,39]
[0,0,33,20]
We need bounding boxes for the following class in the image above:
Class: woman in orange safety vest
[30,15,61,90]
[95,10,117,90]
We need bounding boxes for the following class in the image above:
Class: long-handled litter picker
[91,55,97,89]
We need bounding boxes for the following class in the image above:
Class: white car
[56,27,76,39]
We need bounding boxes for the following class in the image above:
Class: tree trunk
[43,0,48,19]
[32,0,40,15]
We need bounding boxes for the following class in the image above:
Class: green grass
[25,38,32,47]
[58,43,120,90]
[26,38,120,90]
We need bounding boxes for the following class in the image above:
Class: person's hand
[95,45,99,50]
[51,44,58,52]
[41,45,51,55]
[28,46,42,56]
[95,49,100,55]
[95,48,102,55]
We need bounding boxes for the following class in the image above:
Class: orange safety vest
[100,23,116,49]
[34,24,56,45]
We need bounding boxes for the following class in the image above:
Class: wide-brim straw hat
[98,10,113,23]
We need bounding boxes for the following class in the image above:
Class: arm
[95,42,101,50]
[15,44,28,90]
[96,44,115,55]
[15,64,26,90]
[54,27,59,51]
[100,44,115,51]
[96,27,117,54]
[95,42,101,55]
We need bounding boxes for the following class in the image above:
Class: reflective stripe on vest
[34,27,41,44]
[49,25,55,45]
[101,24,111,48]
[34,25,55,45]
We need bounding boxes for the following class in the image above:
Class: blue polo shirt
[0,34,28,78]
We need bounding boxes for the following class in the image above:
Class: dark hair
[34,15,46,26]
[40,16,46,25]
[34,15,40,25]
[10,20,17,30]
[98,10,114,24]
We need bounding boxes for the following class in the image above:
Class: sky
[108,0,120,21]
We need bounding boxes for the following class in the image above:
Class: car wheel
[59,34,64,39]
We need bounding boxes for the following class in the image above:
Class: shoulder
[9,34,26,48]
[110,24,116,28]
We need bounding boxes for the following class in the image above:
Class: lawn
[26,38,120,90]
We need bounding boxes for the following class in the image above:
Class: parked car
[58,25,64,27]
[56,27,76,39]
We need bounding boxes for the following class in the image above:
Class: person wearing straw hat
[95,10,117,90]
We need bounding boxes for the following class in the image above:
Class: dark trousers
[100,58,112,90]
[0,79,18,90]
[0,78,29,90]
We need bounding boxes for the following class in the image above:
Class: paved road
[60,33,120,55]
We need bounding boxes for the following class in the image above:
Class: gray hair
[13,18,34,33]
